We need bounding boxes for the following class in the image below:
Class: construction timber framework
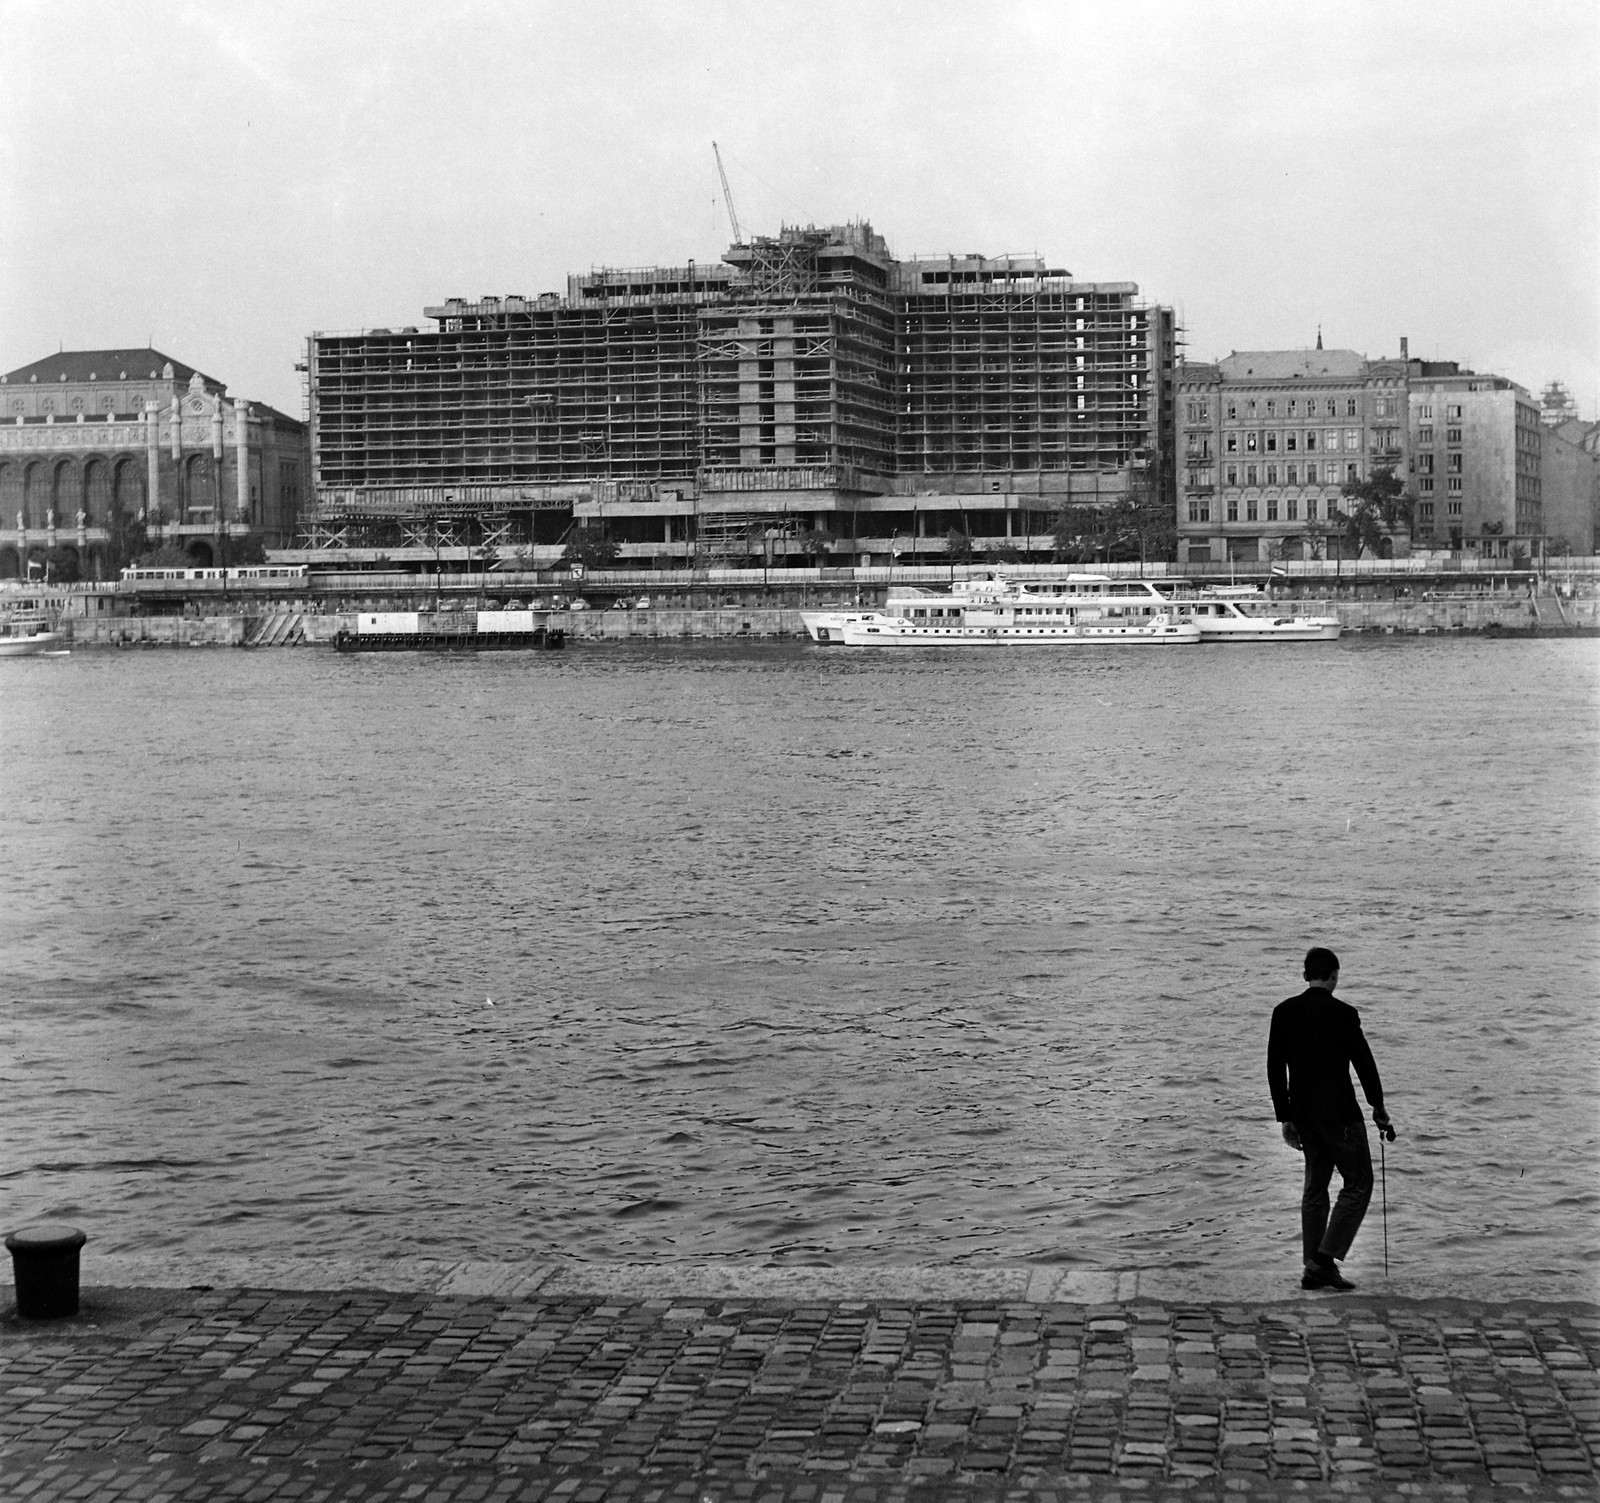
[304,222,1176,562]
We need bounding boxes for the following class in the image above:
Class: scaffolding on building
[303,223,1174,560]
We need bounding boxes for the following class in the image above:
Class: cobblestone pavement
[2,1285,1596,1502]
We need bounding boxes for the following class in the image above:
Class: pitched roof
[1218,349,1368,381]
[0,349,226,392]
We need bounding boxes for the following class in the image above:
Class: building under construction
[305,223,1176,565]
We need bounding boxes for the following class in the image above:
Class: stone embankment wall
[59,597,1600,646]
[71,615,247,647]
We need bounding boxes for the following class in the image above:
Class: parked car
[567,597,589,611]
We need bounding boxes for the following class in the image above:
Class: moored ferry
[802,575,1199,647]
[334,610,565,652]
[1183,595,1342,642]
[803,573,1340,646]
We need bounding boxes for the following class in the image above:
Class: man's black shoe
[1301,1263,1355,1291]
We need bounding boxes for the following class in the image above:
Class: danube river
[2,638,1596,1294]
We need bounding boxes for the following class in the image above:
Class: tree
[132,543,197,568]
[103,506,148,575]
[944,528,974,564]
[1049,469,1176,565]
[562,524,619,571]
[42,546,80,583]
[1331,466,1413,559]
[221,532,268,566]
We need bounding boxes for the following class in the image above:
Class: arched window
[84,459,112,523]
[186,453,214,514]
[0,545,19,579]
[113,456,146,514]
[22,462,47,527]
[0,463,20,523]
[51,458,80,522]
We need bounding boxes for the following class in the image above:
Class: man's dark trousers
[1299,1117,1373,1263]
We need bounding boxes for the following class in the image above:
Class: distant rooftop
[0,348,225,392]
[1218,349,1369,381]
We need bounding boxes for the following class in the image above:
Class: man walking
[1267,947,1396,1290]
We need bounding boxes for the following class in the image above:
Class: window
[1226,401,1237,420]
[1344,429,1359,450]
[1447,499,1463,515]
[1246,432,1258,452]
[1419,404,1432,420]
[1287,498,1299,520]
[1305,430,1318,451]
[1346,397,1358,417]
[1305,461,1318,482]
[1247,399,1258,418]
[1266,432,1277,453]
[1267,498,1279,520]
[1418,454,1434,474]
[1326,399,1338,416]
[1447,453,1462,473]
[1448,477,1463,493]
[1306,499,1318,520]
[1286,432,1297,452]
[1187,499,1202,522]
[1266,399,1276,417]
[1266,464,1278,484]
[1227,498,1239,521]
[1419,502,1434,519]
[1418,425,1433,444]
[1446,427,1462,444]
[1226,464,1238,486]
[1226,434,1238,454]
[1346,463,1359,483]
[1247,498,1259,521]
[1286,463,1298,483]
[1375,396,1394,417]
[1447,404,1462,420]
[1326,429,1340,451]
[1246,464,1258,485]
[1420,477,1434,493]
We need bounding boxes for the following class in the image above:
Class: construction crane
[712,141,742,244]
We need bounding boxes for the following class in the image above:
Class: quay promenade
[4,1259,1595,1502]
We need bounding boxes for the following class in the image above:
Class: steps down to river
[244,612,307,647]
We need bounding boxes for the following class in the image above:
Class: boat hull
[835,620,1200,646]
[1193,619,1342,642]
[0,630,64,657]
[334,629,566,653]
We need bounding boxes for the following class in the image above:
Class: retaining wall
[59,598,1600,647]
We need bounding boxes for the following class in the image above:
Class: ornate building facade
[0,349,307,579]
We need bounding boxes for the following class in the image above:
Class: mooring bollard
[5,1221,88,1319]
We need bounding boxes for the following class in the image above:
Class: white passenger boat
[0,608,65,657]
[1184,597,1342,641]
[802,575,1199,647]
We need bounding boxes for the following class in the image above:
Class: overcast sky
[3,0,1596,418]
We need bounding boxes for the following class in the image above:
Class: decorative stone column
[234,401,250,522]
[211,396,224,537]
[145,403,161,525]
[168,395,181,462]
[47,508,57,548]
[76,509,87,550]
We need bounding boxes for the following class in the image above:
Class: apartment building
[1174,346,1409,564]
[1407,365,1542,558]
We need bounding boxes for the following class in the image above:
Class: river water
[2,638,1596,1292]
